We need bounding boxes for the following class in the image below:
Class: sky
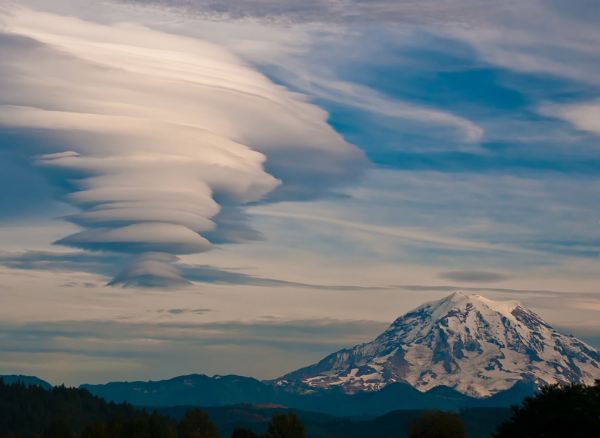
[0,0,599,385]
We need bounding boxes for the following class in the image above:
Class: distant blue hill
[0,371,535,416]
[0,375,52,390]
[81,373,536,417]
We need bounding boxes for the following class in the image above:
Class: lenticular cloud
[0,8,364,286]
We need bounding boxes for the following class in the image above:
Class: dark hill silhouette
[0,374,52,390]
[158,404,511,438]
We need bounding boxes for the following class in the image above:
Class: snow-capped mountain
[277,292,600,398]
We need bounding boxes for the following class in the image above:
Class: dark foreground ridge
[2,378,599,438]
[0,378,509,438]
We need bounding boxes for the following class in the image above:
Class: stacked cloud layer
[0,8,365,286]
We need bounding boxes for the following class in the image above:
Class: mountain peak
[445,290,468,300]
[432,291,519,313]
[433,291,470,309]
[429,291,520,318]
[279,293,600,398]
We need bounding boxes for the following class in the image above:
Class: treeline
[1,378,598,437]
[0,380,302,438]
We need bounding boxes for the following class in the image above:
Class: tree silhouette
[231,427,259,438]
[177,409,221,438]
[494,380,600,438]
[44,418,75,438]
[0,379,182,437]
[408,410,467,438]
[263,413,306,438]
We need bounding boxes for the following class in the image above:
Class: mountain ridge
[80,372,535,416]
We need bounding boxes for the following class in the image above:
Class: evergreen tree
[82,421,111,438]
[263,413,306,438]
[0,379,176,437]
[43,418,75,438]
[408,410,467,438]
[493,380,600,438]
[231,427,259,438]
[177,409,221,438]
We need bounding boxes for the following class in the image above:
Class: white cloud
[440,1,600,88]
[281,74,484,145]
[540,100,600,136]
[0,7,365,285]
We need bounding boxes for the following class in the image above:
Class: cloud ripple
[0,8,365,285]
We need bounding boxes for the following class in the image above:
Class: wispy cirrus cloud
[114,0,518,24]
[438,270,510,283]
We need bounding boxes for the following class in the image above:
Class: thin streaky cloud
[296,76,484,144]
[250,208,543,255]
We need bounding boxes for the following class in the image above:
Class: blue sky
[0,0,599,384]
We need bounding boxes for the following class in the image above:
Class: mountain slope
[277,292,600,397]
